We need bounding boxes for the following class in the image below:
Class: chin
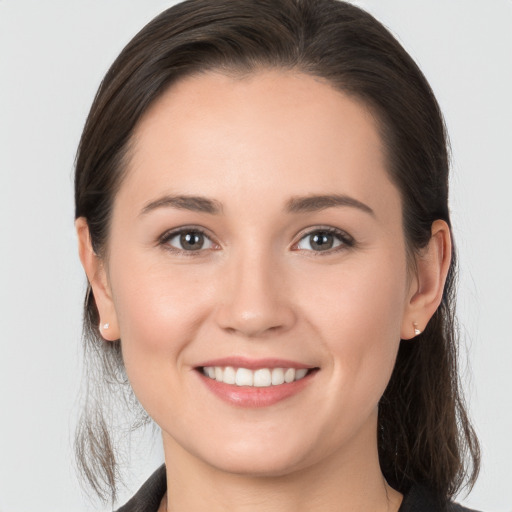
[210,454,307,478]
[197,435,315,477]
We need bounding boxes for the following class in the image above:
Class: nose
[214,248,297,339]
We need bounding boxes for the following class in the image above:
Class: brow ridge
[140,194,223,216]
[285,194,375,216]
[140,193,374,217]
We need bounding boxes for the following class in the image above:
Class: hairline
[97,64,421,289]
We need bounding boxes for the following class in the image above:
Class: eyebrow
[140,195,223,216]
[139,193,374,217]
[285,194,375,216]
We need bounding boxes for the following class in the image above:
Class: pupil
[311,232,333,251]
[180,232,204,250]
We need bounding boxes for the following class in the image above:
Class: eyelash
[293,226,355,255]
[158,226,216,257]
[158,226,355,256]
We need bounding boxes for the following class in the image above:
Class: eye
[160,228,216,253]
[295,228,354,253]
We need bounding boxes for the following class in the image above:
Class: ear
[401,219,452,340]
[75,217,120,341]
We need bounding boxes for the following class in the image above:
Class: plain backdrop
[1,1,511,511]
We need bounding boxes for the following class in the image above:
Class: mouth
[194,358,319,408]
[198,366,318,387]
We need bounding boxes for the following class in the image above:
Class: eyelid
[158,225,219,255]
[157,224,354,256]
[291,226,355,253]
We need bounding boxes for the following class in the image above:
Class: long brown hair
[74,0,480,504]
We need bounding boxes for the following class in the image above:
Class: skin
[76,69,451,511]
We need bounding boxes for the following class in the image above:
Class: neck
[161,414,402,512]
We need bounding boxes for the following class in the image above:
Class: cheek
[299,252,407,400]
[112,250,214,343]
[107,253,215,410]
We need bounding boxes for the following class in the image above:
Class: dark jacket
[115,464,481,512]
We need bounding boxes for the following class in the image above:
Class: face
[102,70,416,476]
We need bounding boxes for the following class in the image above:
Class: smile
[202,366,310,387]
[195,359,319,408]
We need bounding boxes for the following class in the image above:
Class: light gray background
[1,1,511,511]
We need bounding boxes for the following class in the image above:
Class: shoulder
[448,505,481,512]
[114,469,485,512]
[400,484,483,512]
[114,464,167,512]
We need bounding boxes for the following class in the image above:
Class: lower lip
[196,369,318,408]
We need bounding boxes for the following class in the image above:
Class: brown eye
[296,229,353,252]
[164,230,214,252]
[309,232,335,251]
[180,231,205,250]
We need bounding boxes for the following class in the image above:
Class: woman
[74,0,481,510]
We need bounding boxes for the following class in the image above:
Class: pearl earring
[101,322,110,330]
[413,322,421,336]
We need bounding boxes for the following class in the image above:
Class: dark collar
[115,464,166,512]
[116,465,481,512]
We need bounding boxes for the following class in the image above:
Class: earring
[101,322,110,330]
[413,322,421,336]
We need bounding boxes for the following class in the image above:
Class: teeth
[253,369,272,387]
[223,366,236,384]
[271,368,285,385]
[295,368,308,380]
[284,368,295,383]
[235,368,253,386]
[202,366,311,386]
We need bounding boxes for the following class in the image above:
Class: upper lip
[196,357,316,370]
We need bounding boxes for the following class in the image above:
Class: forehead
[119,69,399,220]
